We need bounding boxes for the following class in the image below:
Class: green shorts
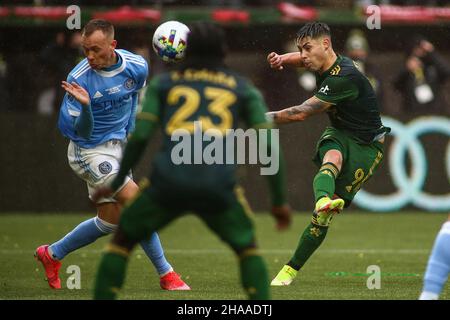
[119,185,257,253]
[313,127,384,207]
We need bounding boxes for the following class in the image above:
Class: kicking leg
[272,144,345,286]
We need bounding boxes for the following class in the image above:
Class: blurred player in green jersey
[267,22,390,286]
[93,22,291,300]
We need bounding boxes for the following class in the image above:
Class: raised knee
[323,150,342,171]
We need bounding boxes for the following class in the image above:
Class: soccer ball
[152,21,190,63]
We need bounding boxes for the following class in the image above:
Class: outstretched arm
[266,96,333,124]
[267,52,304,70]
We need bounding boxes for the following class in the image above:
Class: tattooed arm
[266,96,333,124]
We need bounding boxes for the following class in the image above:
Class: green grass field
[0,212,449,300]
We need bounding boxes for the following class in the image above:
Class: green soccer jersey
[138,67,273,201]
[111,65,286,210]
[314,55,389,144]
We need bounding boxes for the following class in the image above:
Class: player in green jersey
[266,22,390,286]
[92,22,291,300]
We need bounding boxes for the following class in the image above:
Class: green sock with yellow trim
[240,254,270,300]
[288,222,328,271]
[94,252,128,300]
[313,162,339,202]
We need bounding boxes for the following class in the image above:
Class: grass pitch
[0,212,448,300]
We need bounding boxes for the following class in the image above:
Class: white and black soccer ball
[152,21,190,63]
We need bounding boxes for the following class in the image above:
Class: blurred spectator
[345,29,384,111]
[37,31,82,116]
[394,35,450,114]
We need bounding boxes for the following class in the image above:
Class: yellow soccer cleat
[314,197,345,226]
[270,265,298,286]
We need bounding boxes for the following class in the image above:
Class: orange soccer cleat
[160,271,191,291]
[35,245,62,289]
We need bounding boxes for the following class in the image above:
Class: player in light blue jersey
[420,214,450,300]
[35,19,190,291]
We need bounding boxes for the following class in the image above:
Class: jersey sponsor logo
[98,161,112,175]
[354,116,450,212]
[94,93,133,111]
[93,91,103,99]
[124,78,136,90]
[106,85,122,95]
[318,85,330,95]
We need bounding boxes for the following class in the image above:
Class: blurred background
[0,0,449,213]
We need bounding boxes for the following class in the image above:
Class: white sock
[47,246,58,261]
[160,267,174,278]
[419,291,439,300]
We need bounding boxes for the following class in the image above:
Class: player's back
[148,66,267,211]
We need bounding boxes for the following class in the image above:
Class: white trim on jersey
[72,62,90,79]
[123,55,145,63]
[71,60,89,76]
[122,53,146,63]
[93,51,127,78]
[73,65,92,79]
[124,58,146,67]
[122,54,146,66]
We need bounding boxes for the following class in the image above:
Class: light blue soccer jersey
[58,49,148,148]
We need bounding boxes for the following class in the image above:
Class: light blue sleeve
[62,75,82,116]
[74,103,94,139]
[126,92,139,134]
[64,74,94,139]
[136,59,149,90]
[125,58,148,134]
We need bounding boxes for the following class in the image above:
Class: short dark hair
[82,19,114,39]
[184,22,226,63]
[296,22,331,44]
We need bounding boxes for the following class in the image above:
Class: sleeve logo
[318,85,330,95]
